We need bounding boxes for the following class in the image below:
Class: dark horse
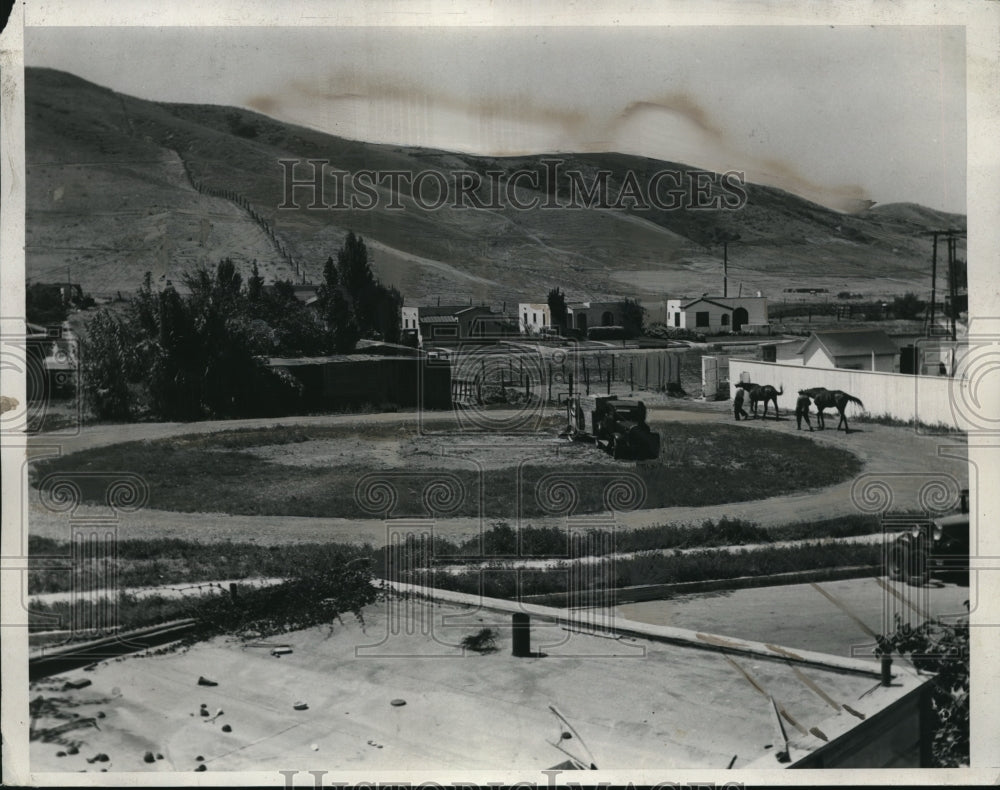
[799,387,865,432]
[735,382,784,419]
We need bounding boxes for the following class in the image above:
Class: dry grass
[31,422,862,519]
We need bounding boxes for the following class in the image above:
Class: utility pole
[723,241,728,298]
[928,232,938,337]
[947,233,958,342]
[925,229,965,339]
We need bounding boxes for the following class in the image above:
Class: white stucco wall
[518,303,551,334]
[729,358,970,430]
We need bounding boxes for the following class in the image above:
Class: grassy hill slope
[26,67,966,305]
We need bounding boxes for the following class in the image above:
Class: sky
[24,25,967,214]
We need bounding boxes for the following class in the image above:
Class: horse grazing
[735,382,784,419]
[799,387,865,432]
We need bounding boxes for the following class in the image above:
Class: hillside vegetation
[26,68,965,304]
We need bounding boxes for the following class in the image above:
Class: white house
[797,329,899,372]
[565,301,622,333]
[400,306,420,333]
[665,295,768,333]
[518,302,552,335]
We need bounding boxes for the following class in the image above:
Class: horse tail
[845,394,865,410]
[777,384,784,396]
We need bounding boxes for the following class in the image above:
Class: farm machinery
[563,395,660,460]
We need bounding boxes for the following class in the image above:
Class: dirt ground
[24,401,969,548]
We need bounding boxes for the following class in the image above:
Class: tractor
[589,396,660,460]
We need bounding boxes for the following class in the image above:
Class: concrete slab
[616,576,971,660]
[29,597,918,773]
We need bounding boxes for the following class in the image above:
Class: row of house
[405,295,771,346]
[262,282,773,346]
[402,299,634,346]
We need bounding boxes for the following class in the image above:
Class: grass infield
[31,421,863,519]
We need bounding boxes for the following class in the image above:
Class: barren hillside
[26,68,966,305]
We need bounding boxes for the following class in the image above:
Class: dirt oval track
[24,402,969,546]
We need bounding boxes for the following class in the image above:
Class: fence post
[607,371,611,395]
[568,373,574,399]
[630,360,634,391]
[547,363,552,402]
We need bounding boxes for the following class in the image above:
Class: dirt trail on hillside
[24,404,968,546]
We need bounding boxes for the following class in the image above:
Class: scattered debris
[143,751,155,763]
[61,679,92,691]
[67,747,79,755]
[195,764,207,772]
[221,724,232,733]
[155,753,163,760]
[310,743,319,751]
[293,702,309,711]
[270,647,293,656]
[461,628,499,654]
[195,755,204,762]
[390,699,406,707]
[197,676,218,687]
[56,751,66,758]
[95,711,106,719]
[86,753,109,764]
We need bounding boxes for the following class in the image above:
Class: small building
[25,322,78,399]
[403,304,519,346]
[665,295,768,333]
[760,338,807,364]
[565,301,622,334]
[400,306,420,334]
[797,329,899,372]
[518,302,552,335]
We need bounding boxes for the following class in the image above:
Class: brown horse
[799,387,865,432]
[735,381,783,419]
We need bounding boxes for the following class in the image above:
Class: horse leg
[816,409,825,430]
[773,398,779,420]
[839,407,849,433]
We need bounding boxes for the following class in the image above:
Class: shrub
[461,627,498,653]
[875,607,969,767]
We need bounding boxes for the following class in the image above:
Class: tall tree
[81,309,138,420]
[337,232,374,297]
[331,232,403,345]
[619,298,646,338]
[330,288,360,353]
[247,260,264,304]
[547,287,568,334]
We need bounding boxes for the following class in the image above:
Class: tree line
[83,232,402,421]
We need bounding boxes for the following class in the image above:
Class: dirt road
[24,403,968,547]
